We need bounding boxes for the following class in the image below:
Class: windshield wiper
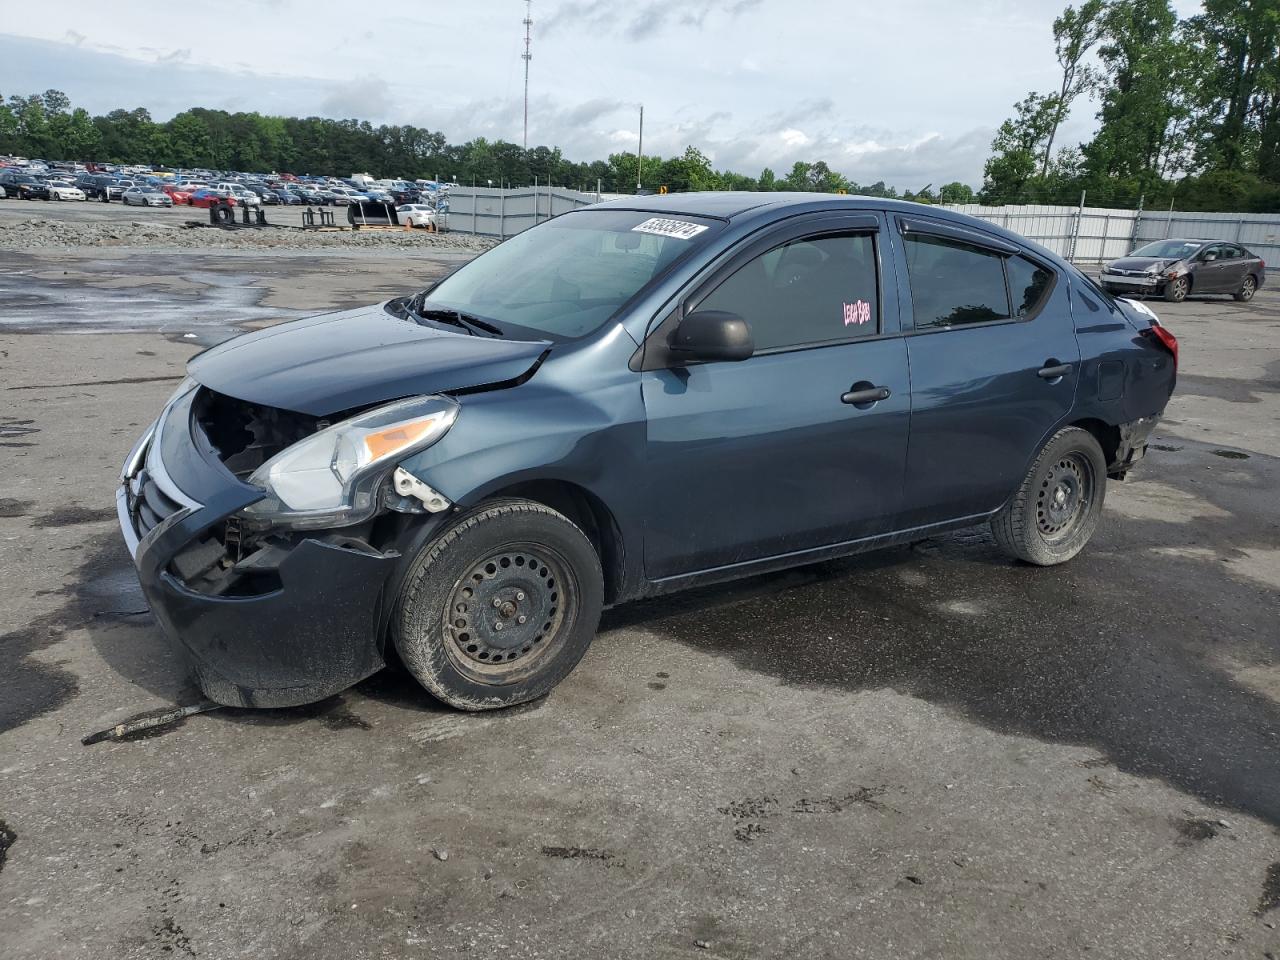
[414,304,504,337]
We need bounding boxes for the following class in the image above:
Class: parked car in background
[189,188,237,208]
[326,187,367,205]
[0,171,51,200]
[47,181,86,200]
[397,203,437,228]
[289,186,328,204]
[1100,238,1266,303]
[214,183,261,207]
[122,185,175,207]
[162,184,196,204]
[272,188,300,204]
[75,173,113,199]
[117,194,1177,713]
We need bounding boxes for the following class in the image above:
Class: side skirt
[636,512,997,599]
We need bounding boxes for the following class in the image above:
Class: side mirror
[668,310,754,364]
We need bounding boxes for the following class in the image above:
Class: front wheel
[393,498,604,711]
[991,426,1107,566]
[1164,276,1189,302]
[1234,276,1257,302]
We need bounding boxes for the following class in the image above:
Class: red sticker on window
[843,300,871,326]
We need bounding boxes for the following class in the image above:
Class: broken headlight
[242,395,459,529]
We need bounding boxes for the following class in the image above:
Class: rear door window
[904,233,1011,328]
[695,233,880,351]
[1006,255,1054,317]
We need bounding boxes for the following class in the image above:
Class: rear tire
[1234,276,1257,302]
[1164,276,1189,302]
[393,498,604,711]
[991,426,1107,566]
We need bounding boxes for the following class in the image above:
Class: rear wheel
[991,426,1107,566]
[1234,275,1257,302]
[1163,276,1189,302]
[393,498,604,711]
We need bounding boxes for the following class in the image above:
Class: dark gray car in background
[1099,238,1266,302]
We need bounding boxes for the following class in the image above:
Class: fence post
[596,178,602,203]
[1069,190,1086,262]
[1234,217,1244,241]
[1102,214,1110,261]
[499,188,506,239]
[1130,194,1143,251]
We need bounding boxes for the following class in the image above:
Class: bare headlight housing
[242,395,459,529]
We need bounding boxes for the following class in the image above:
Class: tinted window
[1006,256,1053,317]
[697,233,879,351]
[905,233,1011,328]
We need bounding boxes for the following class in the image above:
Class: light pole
[636,104,644,193]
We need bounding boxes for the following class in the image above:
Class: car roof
[588,191,1074,269]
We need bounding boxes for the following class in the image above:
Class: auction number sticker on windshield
[631,217,709,241]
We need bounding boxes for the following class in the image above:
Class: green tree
[939,181,975,203]
[1040,0,1105,176]
[981,93,1058,201]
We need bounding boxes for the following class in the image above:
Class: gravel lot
[1,237,1278,959]
[0,197,497,252]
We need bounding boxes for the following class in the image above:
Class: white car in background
[396,203,437,228]
[214,182,262,206]
[47,181,86,201]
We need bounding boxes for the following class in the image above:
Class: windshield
[423,209,721,339]
[1130,240,1204,260]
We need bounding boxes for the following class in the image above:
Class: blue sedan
[117,193,1177,712]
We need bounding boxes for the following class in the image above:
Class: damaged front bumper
[117,389,416,707]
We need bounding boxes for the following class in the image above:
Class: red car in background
[189,188,237,208]
[162,184,195,204]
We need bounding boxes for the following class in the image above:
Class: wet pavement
[0,251,1278,959]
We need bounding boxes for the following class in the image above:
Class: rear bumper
[117,393,400,707]
[1110,415,1161,479]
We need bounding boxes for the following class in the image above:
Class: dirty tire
[1163,276,1189,302]
[1234,276,1257,302]
[991,427,1107,566]
[393,498,604,711]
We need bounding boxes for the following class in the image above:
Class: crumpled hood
[1106,256,1177,273]
[189,302,550,416]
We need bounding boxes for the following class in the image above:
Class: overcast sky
[0,0,1203,189]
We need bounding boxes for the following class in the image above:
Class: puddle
[0,261,307,338]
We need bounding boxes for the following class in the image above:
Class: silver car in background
[1100,238,1266,303]
[121,185,174,207]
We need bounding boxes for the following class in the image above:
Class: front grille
[126,469,184,540]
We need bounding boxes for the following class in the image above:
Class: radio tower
[522,1,533,150]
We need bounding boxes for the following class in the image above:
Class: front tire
[393,498,604,711]
[991,426,1107,566]
[1234,276,1257,302]
[1164,276,1189,302]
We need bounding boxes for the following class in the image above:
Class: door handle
[1037,362,1072,380]
[841,385,891,405]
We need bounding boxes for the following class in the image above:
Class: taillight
[1143,322,1178,370]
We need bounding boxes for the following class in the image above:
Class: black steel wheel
[1164,275,1189,302]
[443,543,572,684]
[393,498,603,710]
[1234,276,1257,302]
[991,426,1106,565]
[1034,452,1094,544]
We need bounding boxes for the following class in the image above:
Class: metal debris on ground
[81,701,222,745]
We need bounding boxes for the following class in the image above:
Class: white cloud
[0,0,1111,189]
